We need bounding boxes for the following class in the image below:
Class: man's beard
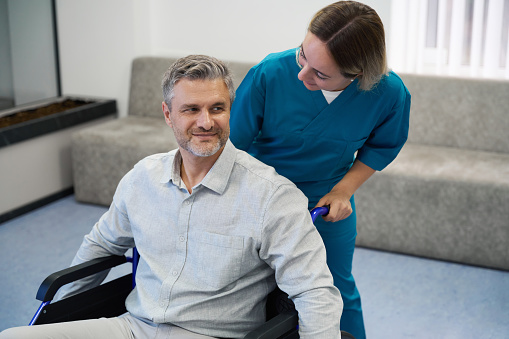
[176,127,229,157]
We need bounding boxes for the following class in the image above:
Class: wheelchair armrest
[36,255,127,302]
[243,310,298,339]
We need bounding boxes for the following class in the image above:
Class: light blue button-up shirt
[60,140,342,338]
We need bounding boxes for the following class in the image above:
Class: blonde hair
[309,1,388,91]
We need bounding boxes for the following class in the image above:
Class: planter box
[0,96,117,222]
[0,96,117,148]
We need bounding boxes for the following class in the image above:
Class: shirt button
[184,200,190,205]
[172,271,178,276]
[179,236,185,242]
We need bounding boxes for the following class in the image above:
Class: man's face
[162,78,230,158]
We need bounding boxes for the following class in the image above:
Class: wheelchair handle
[310,206,329,222]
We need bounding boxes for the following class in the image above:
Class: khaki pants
[0,314,219,339]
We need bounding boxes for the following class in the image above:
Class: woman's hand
[314,159,376,223]
[315,189,353,222]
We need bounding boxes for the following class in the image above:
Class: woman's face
[297,32,354,92]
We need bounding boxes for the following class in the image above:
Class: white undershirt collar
[321,89,342,104]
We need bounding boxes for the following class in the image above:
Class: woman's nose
[297,65,311,82]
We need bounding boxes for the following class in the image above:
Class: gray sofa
[355,74,509,271]
[72,57,509,271]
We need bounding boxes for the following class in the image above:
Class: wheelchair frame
[29,207,355,339]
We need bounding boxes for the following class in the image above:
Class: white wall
[0,116,114,216]
[56,0,139,117]
[56,0,392,117]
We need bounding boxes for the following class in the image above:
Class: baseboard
[0,187,74,225]
[355,245,509,273]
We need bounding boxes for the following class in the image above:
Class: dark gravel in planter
[0,99,91,128]
[0,97,117,148]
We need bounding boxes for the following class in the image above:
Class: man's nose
[196,110,213,130]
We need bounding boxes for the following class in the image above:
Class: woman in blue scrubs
[230,2,410,338]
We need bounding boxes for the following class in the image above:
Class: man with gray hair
[0,55,342,339]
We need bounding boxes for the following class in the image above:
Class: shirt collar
[159,149,182,187]
[201,139,236,194]
[161,139,236,195]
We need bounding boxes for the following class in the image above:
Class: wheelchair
[29,207,355,339]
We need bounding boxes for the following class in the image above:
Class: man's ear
[162,101,173,128]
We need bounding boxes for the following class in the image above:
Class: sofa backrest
[127,58,509,154]
[128,56,254,119]
[399,73,509,154]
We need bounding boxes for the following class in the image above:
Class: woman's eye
[316,72,327,80]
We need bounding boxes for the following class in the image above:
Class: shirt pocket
[187,232,245,289]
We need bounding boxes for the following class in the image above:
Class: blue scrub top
[230,48,411,201]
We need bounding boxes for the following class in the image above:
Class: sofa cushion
[400,73,509,154]
[72,116,177,205]
[128,57,178,119]
[355,143,509,270]
[383,143,509,185]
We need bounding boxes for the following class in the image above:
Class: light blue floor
[1,195,508,338]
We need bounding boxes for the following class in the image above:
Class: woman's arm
[315,159,375,222]
[230,67,265,151]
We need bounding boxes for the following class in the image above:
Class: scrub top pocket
[339,137,368,169]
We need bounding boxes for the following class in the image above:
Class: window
[389,0,509,79]
[0,0,60,110]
